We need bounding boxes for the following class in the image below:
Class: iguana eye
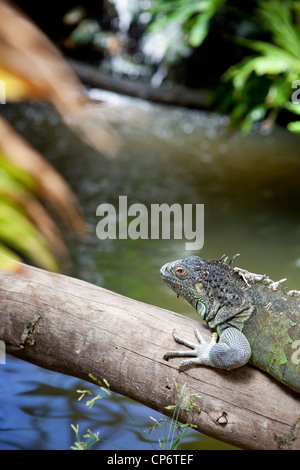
[175,266,187,278]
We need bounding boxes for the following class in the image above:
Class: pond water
[1,90,300,450]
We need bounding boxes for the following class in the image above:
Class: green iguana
[160,255,300,394]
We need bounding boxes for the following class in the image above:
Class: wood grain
[0,262,300,449]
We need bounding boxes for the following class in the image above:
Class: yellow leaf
[0,65,38,101]
[0,1,122,157]
[0,243,21,272]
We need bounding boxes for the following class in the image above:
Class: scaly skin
[160,255,300,393]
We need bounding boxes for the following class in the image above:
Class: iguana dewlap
[161,255,300,394]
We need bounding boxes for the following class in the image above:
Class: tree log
[68,58,211,109]
[0,262,300,450]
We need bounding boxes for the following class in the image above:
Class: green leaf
[241,105,267,132]
[258,0,300,58]
[149,0,226,48]
[0,198,59,271]
[0,242,20,270]
[266,78,294,107]
[287,120,300,132]
[0,154,36,191]
[226,55,289,92]
[285,101,300,115]
[188,12,210,47]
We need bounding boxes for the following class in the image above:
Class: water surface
[1,91,300,449]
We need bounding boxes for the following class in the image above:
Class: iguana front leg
[164,327,251,372]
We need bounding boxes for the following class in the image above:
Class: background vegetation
[148,0,300,132]
[2,0,300,266]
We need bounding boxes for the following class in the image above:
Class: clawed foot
[163,328,218,371]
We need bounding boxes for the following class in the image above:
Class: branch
[68,59,211,109]
[0,263,299,450]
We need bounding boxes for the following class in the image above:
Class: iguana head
[160,255,248,328]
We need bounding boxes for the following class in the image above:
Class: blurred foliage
[0,165,59,272]
[0,1,122,272]
[2,0,300,273]
[150,0,226,47]
[222,0,300,132]
[0,126,67,272]
[150,0,300,133]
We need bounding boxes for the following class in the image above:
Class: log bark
[0,262,300,450]
[68,58,211,109]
